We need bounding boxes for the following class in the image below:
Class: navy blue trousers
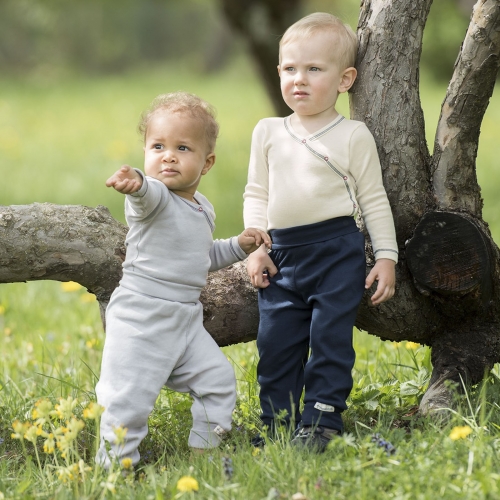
[257,217,366,432]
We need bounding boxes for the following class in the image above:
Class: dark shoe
[291,425,340,453]
[250,422,294,448]
[250,434,266,448]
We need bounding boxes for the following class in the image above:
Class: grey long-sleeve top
[119,172,247,303]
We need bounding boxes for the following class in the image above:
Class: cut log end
[405,211,491,296]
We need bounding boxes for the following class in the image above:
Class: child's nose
[162,150,177,162]
[294,70,307,85]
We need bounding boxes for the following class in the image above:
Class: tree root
[419,368,465,420]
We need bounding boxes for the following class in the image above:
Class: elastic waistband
[269,217,359,249]
[119,275,202,304]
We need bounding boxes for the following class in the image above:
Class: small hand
[238,228,272,254]
[246,245,277,288]
[106,165,142,194]
[365,258,396,306]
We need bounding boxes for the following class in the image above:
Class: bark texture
[432,0,500,214]
[0,203,127,323]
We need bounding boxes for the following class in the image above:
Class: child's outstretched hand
[365,258,396,306]
[238,228,272,255]
[106,165,143,194]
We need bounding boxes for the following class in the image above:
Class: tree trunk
[351,0,500,414]
[2,0,500,417]
[218,0,301,116]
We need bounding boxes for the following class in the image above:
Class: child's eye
[178,145,189,151]
[284,67,295,72]
[310,67,320,72]
[153,144,163,150]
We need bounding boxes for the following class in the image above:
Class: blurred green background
[0,0,498,239]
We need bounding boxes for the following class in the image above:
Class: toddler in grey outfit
[96,92,270,468]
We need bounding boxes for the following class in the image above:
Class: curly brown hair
[138,91,219,152]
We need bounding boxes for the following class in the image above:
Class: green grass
[1,58,500,498]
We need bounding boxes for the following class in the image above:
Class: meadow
[1,57,500,498]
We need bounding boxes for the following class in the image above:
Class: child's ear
[201,153,216,175]
[338,67,357,93]
[277,65,281,77]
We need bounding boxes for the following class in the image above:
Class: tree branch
[0,204,126,299]
[0,203,444,348]
[432,0,500,214]
[0,203,127,322]
[351,0,434,240]
[0,203,259,347]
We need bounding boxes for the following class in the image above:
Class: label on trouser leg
[213,425,227,437]
[314,402,336,412]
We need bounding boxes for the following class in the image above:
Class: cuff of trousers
[301,408,344,433]
[188,424,229,449]
[95,444,141,470]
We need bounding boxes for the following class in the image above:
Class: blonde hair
[279,12,358,70]
[138,91,219,152]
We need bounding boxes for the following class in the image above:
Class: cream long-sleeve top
[243,115,398,263]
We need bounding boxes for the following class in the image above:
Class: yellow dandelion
[24,424,39,444]
[405,341,420,350]
[60,281,82,292]
[33,399,53,424]
[11,420,30,440]
[56,465,79,484]
[80,293,96,303]
[52,395,78,421]
[43,433,56,454]
[55,425,68,435]
[100,472,119,494]
[176,475,199,493]
[121,457,133,469]
[85,338,98,349]
[77,459,91,480]
[252,447,261,456]
[56,467,69,483]
[450,425,472,440]
[65,417,85,441]
[113,425,128,445]
[4,327,11,336]
[0,304,5,315]
[83,402,104,420]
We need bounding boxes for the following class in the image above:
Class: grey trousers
[95,286,236,467]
